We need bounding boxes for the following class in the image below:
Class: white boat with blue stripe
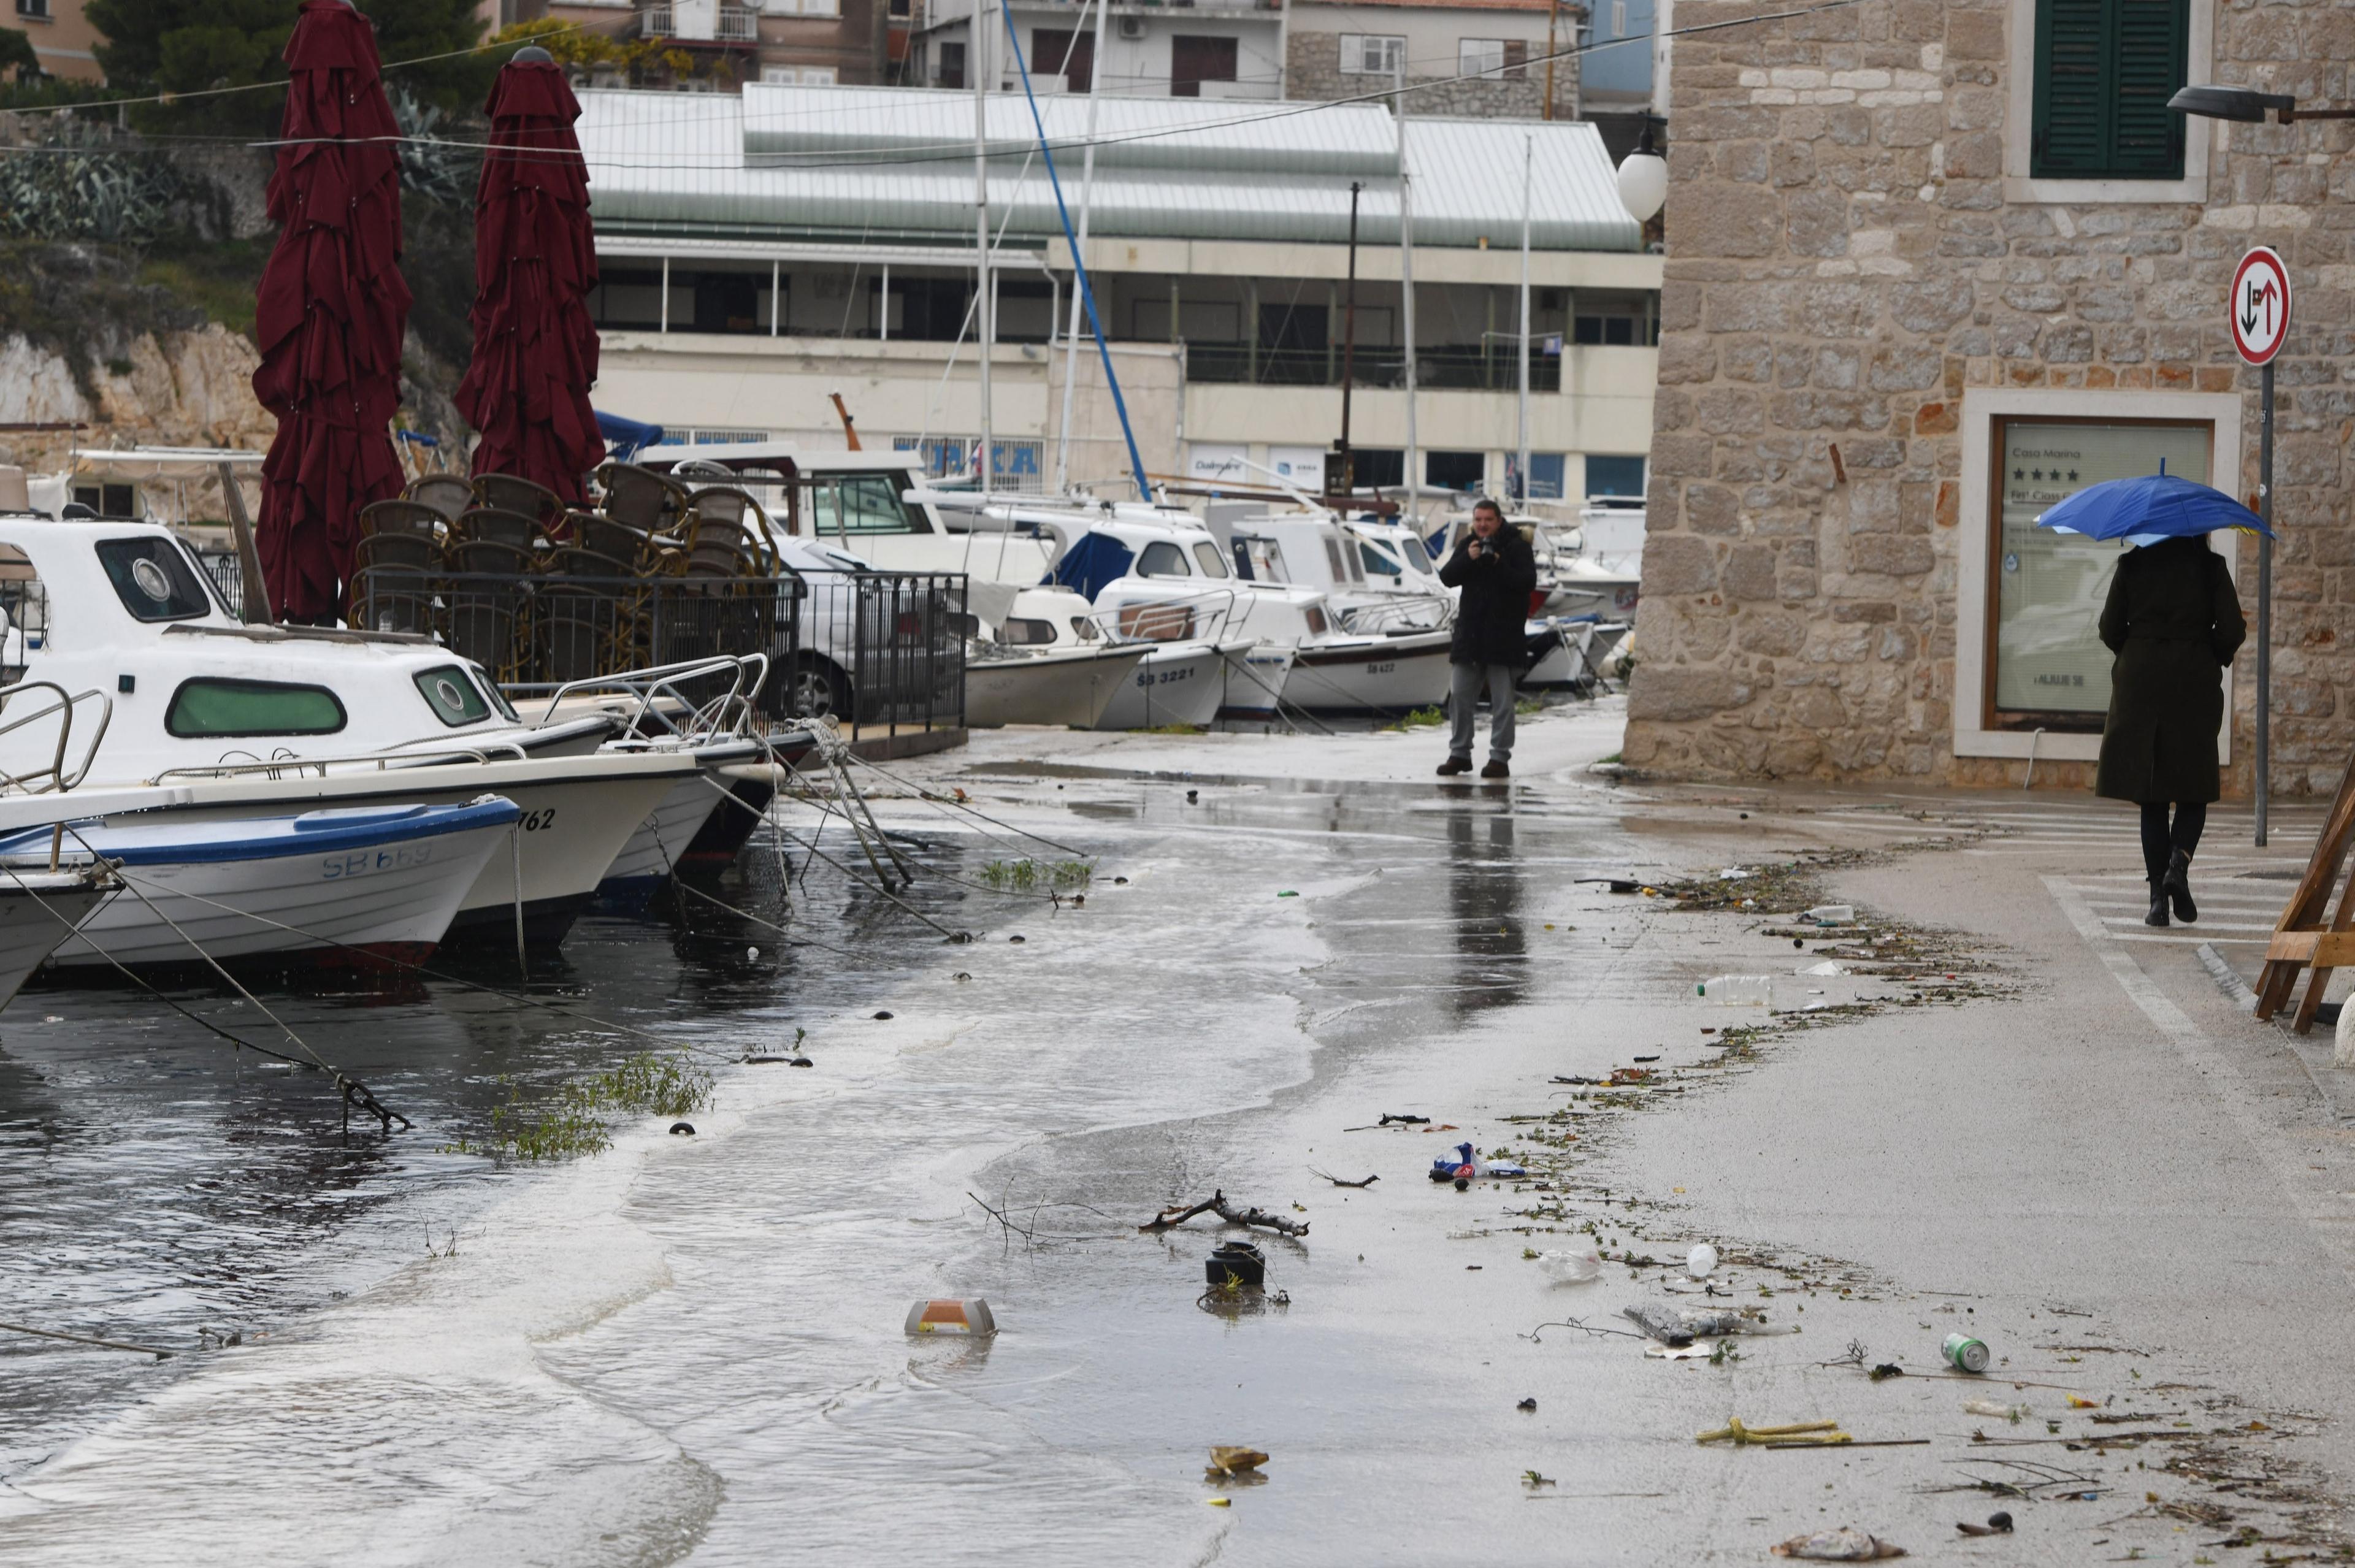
[0,797,521,974]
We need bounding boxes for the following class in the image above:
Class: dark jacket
[2095,535,2246,805]
[1438,525,1538,667]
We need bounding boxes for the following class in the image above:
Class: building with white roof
[578,82,1661,502]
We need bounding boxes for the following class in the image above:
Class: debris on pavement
[1698,1418,1844,1447]
[1955,1513,2013,1537]
[1143,1191,1309,1237]
[1516,1397,1537,1412]
[1686,1243,1719,1279]
[904,1298,997,1337]
[1770,1526,1906,1559]
[1205,1447,1268,1479]
[1623,1302,1779,1345]
[1962,1400,2028,1422]
[1308,1168,1377,1187]
[1205,1241,1268,1290]
[1535,1244,1602,1285]
[1943,1333,1993,1373]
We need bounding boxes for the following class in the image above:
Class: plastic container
[1802,904,1855,925]
[1206,1241,1267,1290]
[1686,1242,1719,1279]
[905,1298,997,1337]
[1697,975,1775,1009]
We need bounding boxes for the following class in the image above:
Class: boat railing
[521,654,770,738]
[1087,587,1241,645]
[0,681,112,795]
[1338,594,1453,635]
[150,742,532,784]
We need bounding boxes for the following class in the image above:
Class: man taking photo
[1434,497,1536,779]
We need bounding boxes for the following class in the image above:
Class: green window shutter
[2031,0,2188,180]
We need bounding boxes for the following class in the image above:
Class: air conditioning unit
[1117,15,1148,39]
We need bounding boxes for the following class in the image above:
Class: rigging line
[2,20,608,118]
[190,0,1861,174]
[742,771,1063,903]
[669,878,862,958]
[86,862,745,1065]
[835,750,1094,859]
[767,817,965,939]
[0,862,400,1109]
[0,1318,177,1359]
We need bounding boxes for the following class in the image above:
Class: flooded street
[5,706,2355,1564]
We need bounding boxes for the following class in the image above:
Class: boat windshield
[1190,541,1230,579]
[96,537,212,623]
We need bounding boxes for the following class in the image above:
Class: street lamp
[2168,84,2355,123]
[1617,120,1667,224]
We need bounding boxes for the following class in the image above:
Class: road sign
[2231,246,2292,365]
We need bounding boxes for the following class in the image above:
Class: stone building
[1623,0,2355,797]
[1285,0,1583,121]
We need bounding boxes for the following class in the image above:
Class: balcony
[1185,343,1567,393]
[638,2,760,44]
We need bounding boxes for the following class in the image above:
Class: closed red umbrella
[456,47,603,508]
[251,0,410,624]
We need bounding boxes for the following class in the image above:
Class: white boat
[0,797,519,972]
[1095,637,1255,730]
[0,865,113,1004]
[965,642,1149,728]
[0,510,710,947]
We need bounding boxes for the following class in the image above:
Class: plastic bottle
[1802,904,1855,925]
[1696,976,1775,1009]
[1537,1244,1603,1285]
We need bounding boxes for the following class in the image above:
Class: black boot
[2164,849,2197,924]
[2144,879,2170,928]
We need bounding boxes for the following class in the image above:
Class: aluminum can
[1943,1333,1991,1374]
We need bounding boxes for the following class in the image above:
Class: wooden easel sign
[2255,751,2355,1031]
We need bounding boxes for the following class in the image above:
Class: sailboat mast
[973,0,994,496]
[1515,131,1531,509]
[1052,0,1106,494]
[1396,59,1418,527]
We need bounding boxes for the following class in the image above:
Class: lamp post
[2168,85,2349,843]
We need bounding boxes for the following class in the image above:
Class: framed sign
[1986,416,2214,727]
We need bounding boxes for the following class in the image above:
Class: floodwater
[0,763,1654,1564]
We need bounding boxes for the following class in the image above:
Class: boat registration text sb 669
[321,843,437,880]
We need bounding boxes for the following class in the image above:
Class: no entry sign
[2231,247,2292,365]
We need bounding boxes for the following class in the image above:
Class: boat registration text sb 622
[1365,660,1396,675]
[321,843,436,880]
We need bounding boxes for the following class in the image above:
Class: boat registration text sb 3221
[1136,668,1196,687]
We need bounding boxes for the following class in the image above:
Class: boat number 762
[519,808,559,832]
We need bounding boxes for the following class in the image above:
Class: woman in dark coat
[2096,534,2246,927]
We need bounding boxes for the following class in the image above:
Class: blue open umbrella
[594,409,665,464]
[2035,470,2274,543]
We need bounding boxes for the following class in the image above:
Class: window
[96,537,211,622]
[1033,28,1093,92]
[71,483,135,518]
[165,679,347,738]
[798,65,837,83]
[1425,451,1486,492]
[1585,454,1647,498]
[1359,541,1404,579]
[1528,453,1566,501]
[414,665,492,728]
[1001,618,1057,645]
[762,66,795,82]
[1170,35,1236,97]
[938,40,965,89]
[1350,449,1404,489]
[1610,0,1626,34]
[1573,315,1653,346]
[16,0,50,20]
[1191,541,1231,579]
[2031,0,2188,180]
[807,475,916,534]
[1460,38,1507,79]
[1339,34,1405,75]
[1138,541,1190,578]
[1985,417,2211,728]
[1321,534,1349,582]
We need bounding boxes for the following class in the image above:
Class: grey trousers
[1448,661,1517,761]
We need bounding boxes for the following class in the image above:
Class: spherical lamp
[1617,121,1668,224]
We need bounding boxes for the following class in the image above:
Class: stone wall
[1285,26,1580,120]
[1623,0,2355,797]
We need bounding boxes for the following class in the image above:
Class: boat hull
[43,821,510,971]
[1217,646,1296,722]
[596,773,728,912]
[1280,632,1455,716]
[965,646,1150,728]
[0,876,107,1003]
[1095,642,1232,730]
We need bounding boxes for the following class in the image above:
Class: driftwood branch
[1141,1188,1309,1237]
[1309,1168,1378,1188]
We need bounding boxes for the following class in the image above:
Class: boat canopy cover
[0,796,521,866]
[1047,533,1135,602]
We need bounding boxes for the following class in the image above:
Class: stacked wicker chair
[358,465,774,684]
